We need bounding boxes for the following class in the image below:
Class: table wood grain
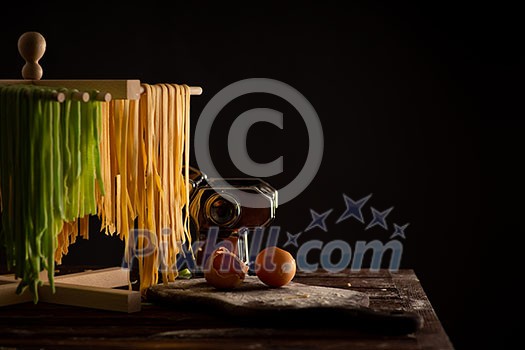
[0,269,453,349]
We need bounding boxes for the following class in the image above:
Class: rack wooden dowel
[72,91,90,102]
[96,91,112,102]
[53,91,66,103]
[190,86,203,95]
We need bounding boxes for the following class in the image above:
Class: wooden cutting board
[147,276,369,310]
[147,277,423,335]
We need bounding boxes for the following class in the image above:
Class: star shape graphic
[336,193,373,224]
[390,223,409,239]
[365,207,394,230]
[284,232,302,248]
[305,209,333,232]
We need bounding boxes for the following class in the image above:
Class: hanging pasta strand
[166,84,177,282]
[96,101,115,235]
[143,84,158,292]
[182,84,191,248]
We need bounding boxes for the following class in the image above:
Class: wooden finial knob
[18,32,46,80]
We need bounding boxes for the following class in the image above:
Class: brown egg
[255,247,296,287]
[204,247,248,289]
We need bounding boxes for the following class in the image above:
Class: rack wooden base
[0,267,140,313]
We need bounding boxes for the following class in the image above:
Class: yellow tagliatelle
[52,84,192,295]
[131,84,192,293]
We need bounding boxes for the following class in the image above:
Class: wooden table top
[0,269,453,349]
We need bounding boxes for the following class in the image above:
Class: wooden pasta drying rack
[0,32,202,313]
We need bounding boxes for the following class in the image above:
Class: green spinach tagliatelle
[0,85,103,302]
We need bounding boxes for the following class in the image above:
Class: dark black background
[0,1,521,349]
